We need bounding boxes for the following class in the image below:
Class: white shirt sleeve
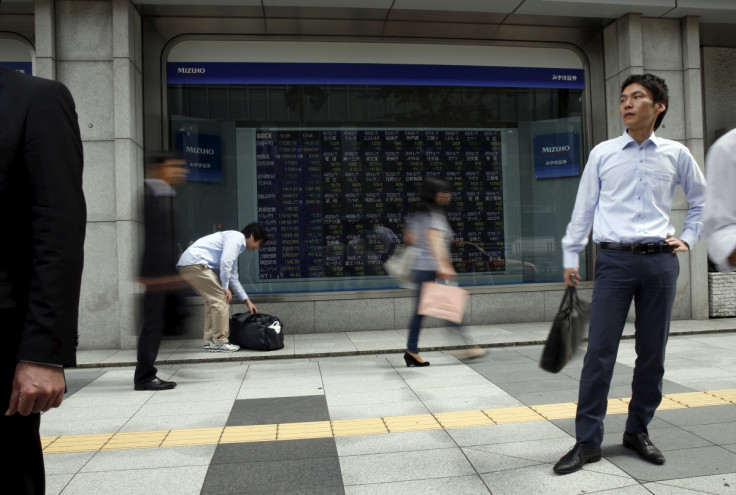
[677,146,707,250]
[561,146,601,268]
[219,232,248,300]
[704,131,736,272]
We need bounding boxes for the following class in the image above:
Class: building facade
[1,0,735,350]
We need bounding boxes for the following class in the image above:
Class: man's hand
[245,299,258,314]
[224,289,232,304]
[564,268,579,287]
[665,235,690,254]
[6,362,66,416]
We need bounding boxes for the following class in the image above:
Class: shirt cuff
[20,360,63,368]
[708,228,736,272]
[679,233,698,250]
[563,252,579,269]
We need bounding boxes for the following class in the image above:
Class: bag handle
[558,285,576,311]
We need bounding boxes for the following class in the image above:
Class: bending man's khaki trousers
[178,264,231,344]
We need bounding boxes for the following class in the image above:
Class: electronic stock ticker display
[255,129,504,280]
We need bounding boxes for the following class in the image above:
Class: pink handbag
[417,281,469,324]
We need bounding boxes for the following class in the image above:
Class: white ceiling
[129,0,736,24]
[2,0,736,24]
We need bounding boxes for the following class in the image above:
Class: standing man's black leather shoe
[623,431,665,464]
[134,377,177,391]
[553,443,602,474]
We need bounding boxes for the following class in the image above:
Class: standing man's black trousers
[575,249,679,448]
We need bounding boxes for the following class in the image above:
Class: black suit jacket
[141,181,178,278]
[0,68,86,368]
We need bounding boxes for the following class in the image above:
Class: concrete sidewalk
[75,317,736,368]
[43,318,736,495]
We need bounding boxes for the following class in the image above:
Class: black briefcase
[229,312,285,351]
[539,286,589,373]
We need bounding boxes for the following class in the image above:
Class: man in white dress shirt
[704,128,736,272]
[554,74,706,474]
[178,223,268,352]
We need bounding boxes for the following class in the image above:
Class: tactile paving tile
[434,410,494,429]
[606,398,630,415]
[530,402,578,420]
[331,417,388,437]
[161,427,222,447]
[103,430,168,450]
[383,413,442,433]
[706,389,736,404]
[665,391,730,407]
[277,420,333,440]
[653,396,683,410]
[43,433,113,454]
[220,424,277,443]
[42,388,736,454]
[483,406,545,424]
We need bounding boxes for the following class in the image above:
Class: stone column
[680,16,709,319]
[113,0,145,348]
[47,0,143,349]
[603,13,708,320]
[34,0,56,79]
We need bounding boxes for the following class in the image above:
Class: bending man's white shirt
[177,230,248,301]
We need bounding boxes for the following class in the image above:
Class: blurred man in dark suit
[134,151,188,391]
[0,67,86,493]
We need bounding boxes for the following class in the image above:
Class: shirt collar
[144,178,176,197]
[620,129,659,149]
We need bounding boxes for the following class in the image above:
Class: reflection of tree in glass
[375,86,499,126]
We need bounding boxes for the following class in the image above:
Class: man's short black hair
[621,73,669,131]
[241,222,269,243]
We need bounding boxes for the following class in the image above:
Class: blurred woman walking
[403,176,456,367]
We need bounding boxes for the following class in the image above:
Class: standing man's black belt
[598,242,675,254]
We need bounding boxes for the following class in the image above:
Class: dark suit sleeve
[16,79,86,367]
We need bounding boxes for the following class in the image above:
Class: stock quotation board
[255,129,504,280]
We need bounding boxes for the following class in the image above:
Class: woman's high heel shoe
[404,352,430,367]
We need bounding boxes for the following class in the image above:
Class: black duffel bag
[229,312,285,351]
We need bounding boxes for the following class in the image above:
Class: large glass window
[166,47,588,294]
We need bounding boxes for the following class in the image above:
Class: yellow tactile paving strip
[42,389,736,455]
